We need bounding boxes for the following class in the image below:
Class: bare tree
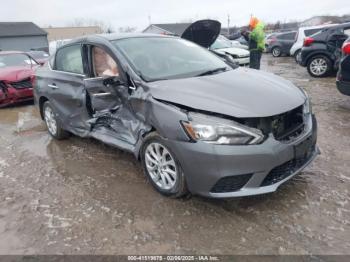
[118,26,137,33]
[67,18,115,33]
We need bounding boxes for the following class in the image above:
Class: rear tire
[294,50,301,63]
[140,132,188,198]
[272,47,282,57]
[307,55,332,77]
[43,101,69,140]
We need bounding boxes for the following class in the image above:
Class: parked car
[49,39,72,55]
[0,51,39,107]
[218,35,248,50]
[179,22,249,67]
[290,24,338,63]
[266,31,297,57]
[300,23,350,77]
[34,21,318,199]
[336,37,350,95]
[27,51,50,65]
[230,40,249,50]
[210,36,250,66]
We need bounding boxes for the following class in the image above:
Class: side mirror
[102,76,125,87]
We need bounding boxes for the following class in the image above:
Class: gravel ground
[0,54,349,255]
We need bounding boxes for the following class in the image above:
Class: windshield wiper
[196,67,228,76]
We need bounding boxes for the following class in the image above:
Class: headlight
[302,90,312,115]
[181,112,264,145]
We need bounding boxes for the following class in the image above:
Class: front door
[83,44,139,151]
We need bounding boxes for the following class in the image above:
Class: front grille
[271,105,305,142]
[11,78,32,89]
[210,174,253,193]
[260,146,315,187]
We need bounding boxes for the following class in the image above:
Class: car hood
[212,47,249,56]
[148,68,306,118]
[181,20,221,48]
[0,66,34,82]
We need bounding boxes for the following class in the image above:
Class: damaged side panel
[85,82,190,157]
[84,80,151,154]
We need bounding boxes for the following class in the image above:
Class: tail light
[343,42,350,55]
[303,37,314,47]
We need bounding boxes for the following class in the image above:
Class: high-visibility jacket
[249,22,265,51]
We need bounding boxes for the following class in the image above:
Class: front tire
[307,55,331,77]
[140,132,188,198]
[43,101,68,139]
[272,47,282,57]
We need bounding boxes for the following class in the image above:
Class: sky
[3,0,350,31]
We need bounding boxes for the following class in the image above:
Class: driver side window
[91,46,119,78]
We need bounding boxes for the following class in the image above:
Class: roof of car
[326,22,350,29]
[0,51,27,55]
[299,24,339,30]
[66,33,175,45]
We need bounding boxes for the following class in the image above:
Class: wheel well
[39,96,49,120]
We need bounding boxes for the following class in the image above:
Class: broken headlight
[181,112,264,145]
[300,88,311,115]
[303,96,312,115]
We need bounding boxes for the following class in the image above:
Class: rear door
[283,32,297,53]
[47,43,90,134]
[279,32,296,54]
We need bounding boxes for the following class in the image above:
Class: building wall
[43,26,103,41]
[0,35,48,52]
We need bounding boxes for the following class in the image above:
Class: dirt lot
[0,55,349,255]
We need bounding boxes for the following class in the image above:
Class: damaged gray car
[34,28,319,198]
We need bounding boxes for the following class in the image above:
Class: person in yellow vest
[241,17,265,69]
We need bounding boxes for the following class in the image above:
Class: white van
[49,39,72,55]
[290,24,337,62]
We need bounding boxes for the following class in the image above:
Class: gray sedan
[34,33,318,198]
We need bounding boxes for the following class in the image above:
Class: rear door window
[305,28,322,36]
[344,28,350,36]
[55,45,84,74]
[279,32,296,40]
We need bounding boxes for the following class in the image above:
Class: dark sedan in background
[337,37,350,95]
[266,31,297,57]
[300,22,350,77]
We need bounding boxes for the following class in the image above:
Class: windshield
[28,51,49,60]
[211,38,232,50]
[112,37,229,81]
[0,54,36,68]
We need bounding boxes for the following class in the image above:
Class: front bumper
[165,114,318,198]
[232,56,250,66]
[0,87,34,108]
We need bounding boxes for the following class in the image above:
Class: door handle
[92,92,112,97]
[48,84,59,89]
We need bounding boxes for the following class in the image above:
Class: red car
[0,51,39,107]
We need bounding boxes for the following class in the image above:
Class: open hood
[181,20,221,48]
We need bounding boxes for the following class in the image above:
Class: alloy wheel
[44,106,57,136]
[144,142,178,190]
[310,58,328,76]
[272,48,281,57]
